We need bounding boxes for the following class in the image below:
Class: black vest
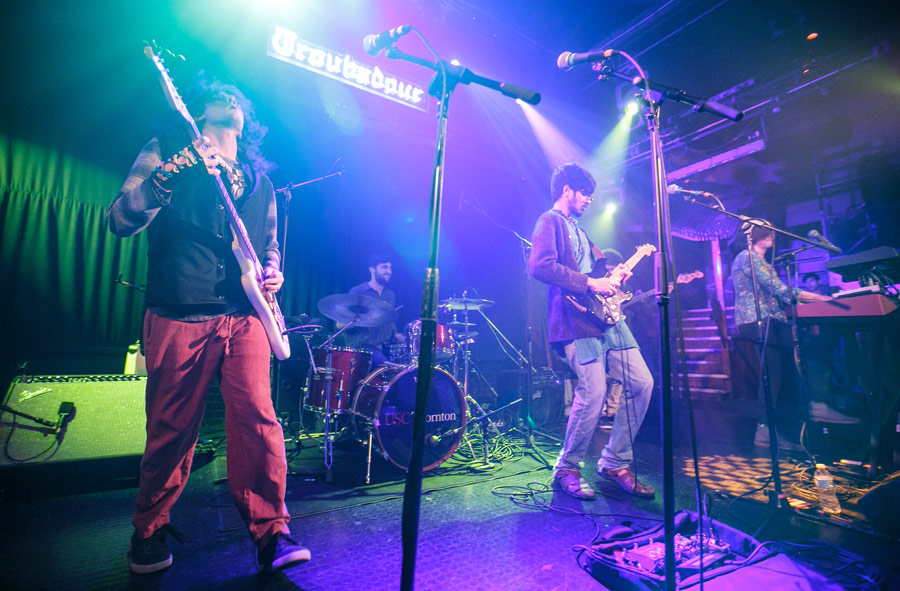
[145,137,273,316]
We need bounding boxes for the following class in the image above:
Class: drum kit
[287,292,499,482]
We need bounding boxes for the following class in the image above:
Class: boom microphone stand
[458,193,552,451]
[585,52,744,591]
[367,27,540,591]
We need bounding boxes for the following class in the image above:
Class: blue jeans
[555,343,653,474]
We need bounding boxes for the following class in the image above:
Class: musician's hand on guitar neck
[587,276,621,296]
[263,267,284,293]
[609,263,633,283]
[192,137,221,176]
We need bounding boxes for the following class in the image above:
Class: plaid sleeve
[106,139,164,237]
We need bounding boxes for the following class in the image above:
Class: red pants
[133,310,290,549]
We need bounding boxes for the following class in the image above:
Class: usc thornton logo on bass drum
[380,411,457,426]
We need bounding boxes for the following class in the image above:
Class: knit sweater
[528,209,608,344]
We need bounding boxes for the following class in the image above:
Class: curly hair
[550,163,595,201]
[182,73,274,173]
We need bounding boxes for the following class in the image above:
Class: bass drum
[350,366,466,471]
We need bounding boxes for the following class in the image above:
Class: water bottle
[813,464,841,514]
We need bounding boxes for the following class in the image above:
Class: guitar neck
[622,249,648,271]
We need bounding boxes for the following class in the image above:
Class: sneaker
[809,402,861,425]
[129,524,183,574]
[257,533,311,573]
[597,416,614,430]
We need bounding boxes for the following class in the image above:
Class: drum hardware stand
[289,319,363,483]
[477,305,557,465]
[433,397,522,469]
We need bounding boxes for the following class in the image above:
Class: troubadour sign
[267,25,428,113]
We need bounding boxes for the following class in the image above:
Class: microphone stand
[458,193,552,451]
[372,33,540,591]
[275,167,344,275]
[595,55,743,591]
[272,167,343,443]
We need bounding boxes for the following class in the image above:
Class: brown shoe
[598,466,655,498]
[553,469,596,500]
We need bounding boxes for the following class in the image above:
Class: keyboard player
[731,225,854,452]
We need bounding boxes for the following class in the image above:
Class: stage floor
[1,395,898,591]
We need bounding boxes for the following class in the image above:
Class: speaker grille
[1,375,147,466]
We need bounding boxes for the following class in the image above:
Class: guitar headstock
[635,243,657,257]
[675,270,704,284]
[143,46,200,137]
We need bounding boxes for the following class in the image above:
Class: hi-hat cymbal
[447,321,477,329]
[439,298,494,310]
[317,293,397,328]
[452,331,478,341]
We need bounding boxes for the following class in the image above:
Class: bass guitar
[620,270,705,310]
[566,244,656,326]
[144,47,291,360]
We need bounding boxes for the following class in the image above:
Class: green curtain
[0,136,147,367]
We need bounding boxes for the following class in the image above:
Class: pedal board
[615,534,731,575]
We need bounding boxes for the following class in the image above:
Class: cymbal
[317,293,397,328]
[439,298,494,310]
[447,322,477,329]
[452,331,478,341]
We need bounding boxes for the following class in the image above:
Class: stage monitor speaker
[856,470,900,538]
[0,375,147,496]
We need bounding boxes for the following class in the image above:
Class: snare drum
[306,347,371,412]
[350,366,466,471]
[407,320,454,361]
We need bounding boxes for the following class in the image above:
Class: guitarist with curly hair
[108,72,308,575]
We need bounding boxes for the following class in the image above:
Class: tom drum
[306,347,371,412]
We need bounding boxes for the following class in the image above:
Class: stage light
[604,202,617,215]
[516,100,587,168]
[624,101,639,117]
[806,32,818,40]
[450,59,461,66]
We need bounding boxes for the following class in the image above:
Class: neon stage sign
[267,25,428,113]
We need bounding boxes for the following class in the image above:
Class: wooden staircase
[675,307,732,398]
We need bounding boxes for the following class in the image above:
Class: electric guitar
[620,270,705,310]
[566,244,656,326]
[144,47,291,360]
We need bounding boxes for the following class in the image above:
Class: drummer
[339,253,404,365]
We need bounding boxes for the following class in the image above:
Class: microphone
[807,229,842,254]
[363,25,412,57]
[556,49,617,71]
[667,184,716,199]
[773,252,796,264]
